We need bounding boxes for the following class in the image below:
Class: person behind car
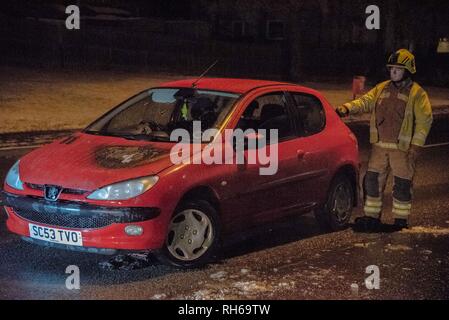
[337,49,433,232]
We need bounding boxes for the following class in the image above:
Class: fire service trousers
[363,144,417,220]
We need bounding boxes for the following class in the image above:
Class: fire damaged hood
[19,132,174,191]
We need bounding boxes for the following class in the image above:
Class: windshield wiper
[113,133,171,142]
[134,134,171,142]
[84,130,140,140]
[84,131,170,142]
[84,130,103,135]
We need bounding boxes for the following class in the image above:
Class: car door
[220,91,309,229]
[280,91,330,212]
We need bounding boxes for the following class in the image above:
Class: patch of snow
[152,293,167,300]
[181,288,229,300]
[210,271,227,280]
[401,226,449,236]
[240,268,250,275]
[385,244,413,251]
[191,289,214,300]
[98,261,114,271]
[351,283,359,296]
[233,281,271,293]
[276,281,296,290]
[354,242,375,248]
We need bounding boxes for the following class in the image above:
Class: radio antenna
[192,59,219,88]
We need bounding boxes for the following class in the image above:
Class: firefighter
[337,49,433,232]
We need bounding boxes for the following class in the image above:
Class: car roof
[158,78,307,94]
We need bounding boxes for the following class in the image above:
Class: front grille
[26,183,88,195]
[26,183,44,191]
[14,208,118,229]
[61,188,87,195]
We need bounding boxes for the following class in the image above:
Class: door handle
[297,149,306,160]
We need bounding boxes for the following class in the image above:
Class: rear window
[290,93,326,136]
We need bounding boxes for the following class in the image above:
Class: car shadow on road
[218,211,335,261]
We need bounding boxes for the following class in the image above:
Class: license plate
[28,223,83,246]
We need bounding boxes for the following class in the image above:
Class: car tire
[315,173,354,231]
[156,199,221,268]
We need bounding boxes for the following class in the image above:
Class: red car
[2,78,359,268]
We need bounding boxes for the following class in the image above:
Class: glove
[336,105,350,117]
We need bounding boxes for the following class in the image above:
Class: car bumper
[2,191,167,252]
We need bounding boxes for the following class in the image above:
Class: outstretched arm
[342,86,379,115]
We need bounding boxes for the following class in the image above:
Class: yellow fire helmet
[387,49,416,74]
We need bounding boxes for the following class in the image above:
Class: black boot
[392,218,409,231]
[353,216,381,233]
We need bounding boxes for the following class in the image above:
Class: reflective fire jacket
[343,80,433,151]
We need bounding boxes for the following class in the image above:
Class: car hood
[19,132,175,191]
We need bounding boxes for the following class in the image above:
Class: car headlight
[5,160,24,190]
[87,176,159,200]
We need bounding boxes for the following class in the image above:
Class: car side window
[290,93,326,136]
[236,92,295,141]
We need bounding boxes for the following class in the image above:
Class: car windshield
[84,88,241,142]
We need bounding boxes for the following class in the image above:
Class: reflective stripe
[397,93,409,102]
[365,199,382,207]
[411,139,425,147]
[412,132,427,145]
[392,208,411,217]
[365,211,381,219]
[375,142,399,149]
[364,206,382,214]
[414,131,426,139]
[393,201,412,210]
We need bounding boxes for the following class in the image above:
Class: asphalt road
[0,126,449,300]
